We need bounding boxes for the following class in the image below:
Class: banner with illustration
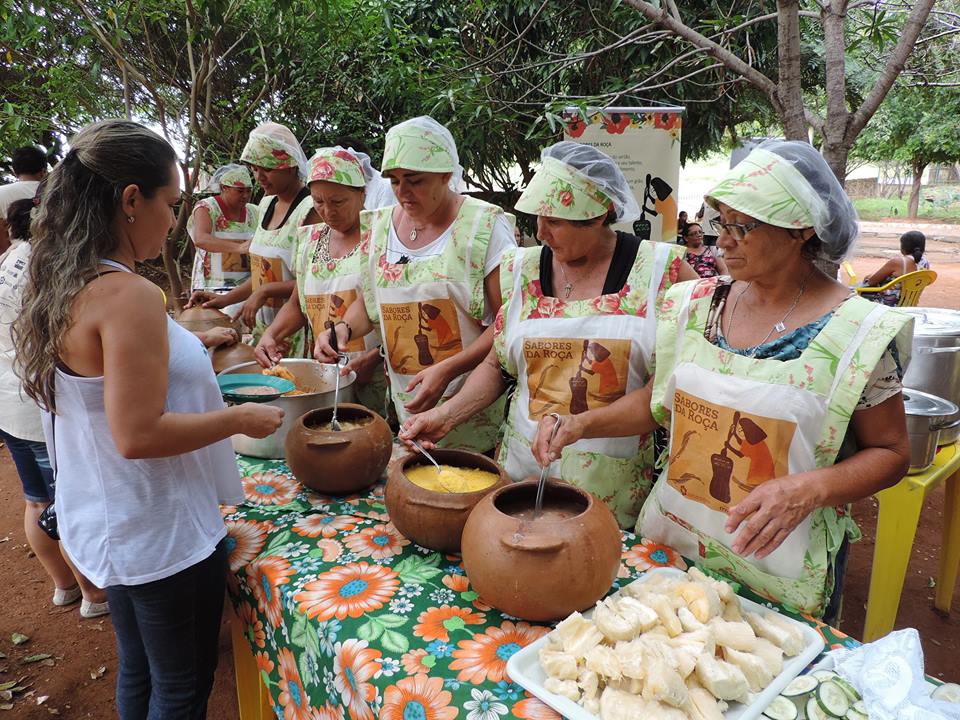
[380,299,463,375]
[563,106,683,243]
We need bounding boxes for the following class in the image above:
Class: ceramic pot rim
[394,449,506,500]
[298,403,382,435]
[489,478,591,522]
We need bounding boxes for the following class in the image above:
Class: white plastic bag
[820,628,960,720]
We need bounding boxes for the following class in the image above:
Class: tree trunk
[163,201,191,309]
[776,0,807,140]
[821,142,850,189]
[907,160,926,219]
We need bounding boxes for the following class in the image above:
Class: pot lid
[900,307,960,337]
[902,387,959,418]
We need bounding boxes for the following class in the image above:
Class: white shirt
[385,213,516,323]
[46,317,242,587]
[0,241,43,441]
[0,181,40,220]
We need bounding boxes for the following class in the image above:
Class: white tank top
[44,260,243,587]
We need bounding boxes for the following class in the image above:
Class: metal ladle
[533,413,564,519]
[329,354,347,431]
[410,439,453,493]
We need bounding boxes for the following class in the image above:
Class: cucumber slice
[845,710,867,720]
[761,696,798,720]
[817,681,852,717]
[853,700,867,713]
[932,682,960,703]
[782,674,819,697]
[807,697,830,720]
[832,676,861,702]
[812,670,841,682]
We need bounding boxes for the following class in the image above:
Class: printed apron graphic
[220,250,250,275]
[524,337,631,419]
[381,299,463,374]
[305,290,364,353]
[251,254,283,308]
[668,389,795,512]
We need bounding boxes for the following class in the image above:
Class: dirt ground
[1,227,959,717]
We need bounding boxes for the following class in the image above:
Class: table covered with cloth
[224,454,858,720]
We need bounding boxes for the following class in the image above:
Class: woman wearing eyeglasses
[682,222,728,278]
[530,140,912,621]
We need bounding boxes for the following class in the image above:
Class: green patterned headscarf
[515,156,612,221]
[380,116,463,189]
[704,140,859,262]
[308,147,367,187]
[240,122,308,180]
[210,164,252,192]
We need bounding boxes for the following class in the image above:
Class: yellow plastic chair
[855,269,937,307]
[841,261,858,285]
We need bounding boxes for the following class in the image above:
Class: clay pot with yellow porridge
[460,478,621,621]
[284,404,392,494]
[385,449,510,553]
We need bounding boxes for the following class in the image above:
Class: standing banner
[563,106,683,243]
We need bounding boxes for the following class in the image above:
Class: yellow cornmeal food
[405,464,499,494]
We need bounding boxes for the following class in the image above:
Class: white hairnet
[541,141,642,223]
[760,140,858,262]
[381,116,464,191]
[240,122,309,181]
[341,146,396,208]
[205,163,252,193]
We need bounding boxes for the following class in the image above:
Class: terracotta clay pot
[461,478,621,622]
[211,343,257,373]
[284,404,392,495]
[385,449,510,553]
[175,306,236,334]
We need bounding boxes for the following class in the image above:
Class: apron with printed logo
[362,197,506,453]
[249,194,313,353]
[496,241,682,528]
[639,279,913,615]
[188,196,258,293]
[296,223,388,415]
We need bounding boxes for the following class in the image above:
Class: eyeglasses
[710,218,762,241]
[685,230,704,237]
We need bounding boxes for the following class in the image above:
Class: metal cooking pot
[901,308,960,445]
[218,359,356,459]
[903,388,958,474]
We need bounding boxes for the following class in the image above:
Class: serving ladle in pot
[533,413,564,519]
[326,322,347,431]
[410,439,454,493]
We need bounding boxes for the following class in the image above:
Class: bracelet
[335,320,352,341]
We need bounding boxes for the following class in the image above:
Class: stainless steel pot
[218,359,356,458]
[903,388,959,474]
[901,308,960,445]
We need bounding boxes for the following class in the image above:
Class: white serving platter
[506,566,825,720]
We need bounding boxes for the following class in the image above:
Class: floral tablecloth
[224,454,858,720]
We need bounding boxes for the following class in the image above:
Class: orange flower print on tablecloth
[450,620,549,684]
[441,573,469,593]
[277,647,314,720]
[246,555,295,628]
[623,538,688,572]
[513,697,563,719]
[380,675,457,720]
[414,604,486,643]
[225,519,268,573]
[292,514,358,538]
[254,650,274,676]
[343,522,409,561]
[400,648,432,675]
[237,602,267,649]
[242,471,301,505]
[333,639,382,720]
[317,538,343,562]
[315,705,346,720]
[295,562,399,621]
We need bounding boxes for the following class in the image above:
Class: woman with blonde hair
[14,119,282,719]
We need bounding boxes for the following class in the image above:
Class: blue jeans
[106,540,228,720]
[0,428,54,503]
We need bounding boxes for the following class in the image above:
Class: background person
[861,230,930,306]
[13,119,282,719]
[0,145,48,254]
[0,196,108,617]
[187,164,259,316]
[683,222,728,278]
